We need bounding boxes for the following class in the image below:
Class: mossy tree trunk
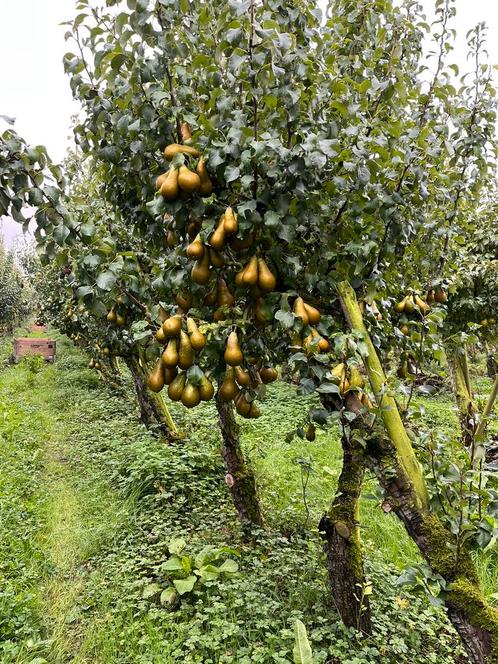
[215,390,263,532]
[446,343,477,446]
[319,417,371,634]
[125,355,178,440]
[337,281,498,663]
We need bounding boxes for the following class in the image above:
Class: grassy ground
[1,327,495,662]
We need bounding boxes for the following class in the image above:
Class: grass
[1,328,497,662]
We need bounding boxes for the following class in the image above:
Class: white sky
[1,0,498,248]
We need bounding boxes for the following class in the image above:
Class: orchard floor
[1,329,496,663]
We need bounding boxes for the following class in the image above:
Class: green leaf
[293,619,313,664]
[96,270,117,291]
[161,555,183,572]
[143,582,161,599]
[173,575,197,595]
[218,559,239,574]
[224,165,240,183]
[168,538,186,555]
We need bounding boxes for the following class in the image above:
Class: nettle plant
[2,0,498,659]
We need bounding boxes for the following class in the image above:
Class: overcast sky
[1,0,498,248]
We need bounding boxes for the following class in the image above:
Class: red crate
[14,338,56,363]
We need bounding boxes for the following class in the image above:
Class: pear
[248,403,261,419]
[196,157,213,196]
[168,372,186,401]
[106,309,117,323]
[414,294,430,315]
[155,171,169,191]
[163,143,200,160]
[234,366,251,387]
[187,235,205,260]
[234,392,252,417]
[210,216,226,250]
[178,165,201,193]
[217,278,235,307]
[224,330,243,366]
[394,296,408,313]
[242,256,259,287]
[155,326,166,343]
[223,207,238,235]
[162,314,182,338]
[147,361,165,393]
[434,287,447,304]
[331,363,346,383]
[259,366,278,384]
[181,382,201,408]
[208,247,225,268]
[349,366,365,389]
[163,366,178,385]
[166,229,176,247]
[88,358,95,369]
[199,375,215,401]
[235,266,247,288]
[219,367,239,401]
[186,317,206,350]
[162,338,179,367]
[191,250,211,285]
[257,258,276,292]
[115,313,126,327]
[176,292,192,311]
[400,324,410,335]
[293,297,309,325]
[303,302,321,325]
[160,168,179,200]
[426,290,435,304]
[178,330,194,369]
[159,306,169,322]
[180,122,192,142]
[229,234,254,252]
[404,296,416,314]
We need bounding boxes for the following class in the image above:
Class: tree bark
[319,431,371,633]
[125,355,177,440]
[336,281,498,662]
[215,391,263,531]
[364,433,498,664]
[446,343,477,446]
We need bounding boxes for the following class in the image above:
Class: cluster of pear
[106,307,126,327]
[218,330,278,418]
[88,358,102,371]
[426,286,448,305]
[331,362,369,403]
[394,292,432,336]
[156,126,213,201]
[291,297,329,353]
[148,309,215,408]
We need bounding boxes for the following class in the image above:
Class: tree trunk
[215,391,263,531]
[446,343,477,446]
[319,430,372,633]
[125,355,177,440]
[337,281,498,662]
[364,433,498,664]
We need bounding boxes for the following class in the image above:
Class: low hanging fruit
[434,286,447,304]
[186,317,206,350]
[191,250,211,285]
[196,157,213,197]
[257,258,276,292]
[199,374,215,401]
[178,165,201,194]
[181,382,201,408]
[168,372,186,401]
[234,365,251,387]
[223,207,238,235]
[187,235,205,260]
[219,367,239,401]
[293,297,309,325]
[162,314,182,338]
[259,366,278,384]
[224,330,244,366]
[106,308,117,323]
[163,143,200,160]
[162,338,179,367]
[180,122,192,143]
[178,330,194,369]
[159,168,179,200]
[148,361,165,393]
[210,215,227,251]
